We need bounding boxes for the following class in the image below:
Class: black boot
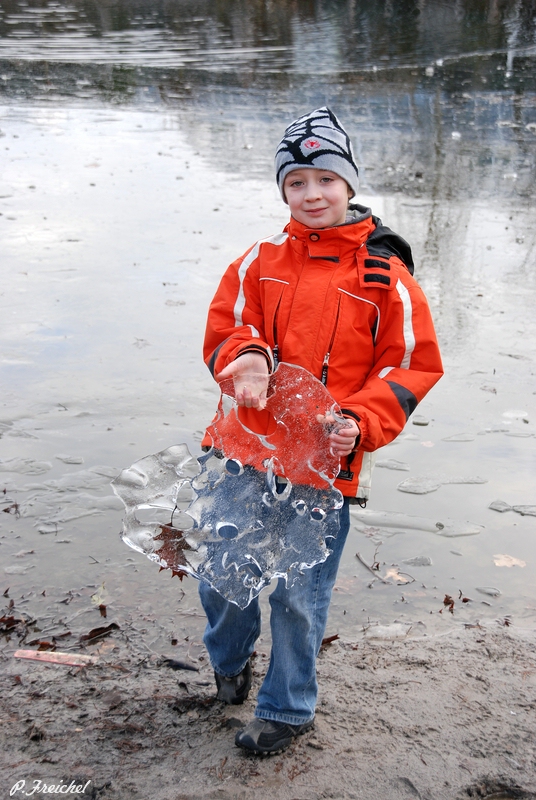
[214,660,252,705]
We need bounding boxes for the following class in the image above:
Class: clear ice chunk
[112,364,345,608]
[489,499,512,513]
[376,458,411,471]
[397,474,487,494]
[351,509,483,538]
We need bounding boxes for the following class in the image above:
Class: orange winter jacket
[203,205,443,501]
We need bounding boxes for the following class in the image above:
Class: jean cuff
[255,711,315,726]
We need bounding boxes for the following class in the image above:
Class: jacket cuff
[236,344,275,373]
[340,408,362,449]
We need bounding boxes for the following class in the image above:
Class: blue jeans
[198,498,350,725]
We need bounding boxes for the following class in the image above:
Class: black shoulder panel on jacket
[386,380,418,420]
[367,217,414,276]
[364,258,390,271]
[364,273,391,286]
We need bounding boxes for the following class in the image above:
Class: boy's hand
[216,353,269,410]
[317,413,360,457]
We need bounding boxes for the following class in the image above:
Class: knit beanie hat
[275,107,359,202]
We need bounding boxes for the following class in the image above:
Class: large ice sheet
[112,364,345,608]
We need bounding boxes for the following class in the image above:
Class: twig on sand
[355,552,392,584]
[14,650,97,666]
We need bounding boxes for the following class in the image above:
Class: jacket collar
[285,204,375,261]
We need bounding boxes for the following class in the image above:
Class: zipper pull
[273,344,279,368]
[321,352,330,385]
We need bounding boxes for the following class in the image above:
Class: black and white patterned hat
[275,107,359,201]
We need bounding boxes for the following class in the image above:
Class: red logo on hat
[303,138,321,150]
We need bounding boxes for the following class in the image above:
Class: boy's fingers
[232,376,268,410]
[216,361,241,381]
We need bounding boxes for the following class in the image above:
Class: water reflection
[1,1,536,68]
[1,1,535,200]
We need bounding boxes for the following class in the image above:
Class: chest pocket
[259,276,289,353]
[357,254,395,289]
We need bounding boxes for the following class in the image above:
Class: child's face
[283,169,352,229]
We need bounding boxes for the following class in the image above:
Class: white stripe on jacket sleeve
[233,233,289,330]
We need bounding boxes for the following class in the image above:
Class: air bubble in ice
[216,522,239,539]
[293,499,307,516]
[225,459,243,476]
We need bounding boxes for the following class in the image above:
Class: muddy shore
[2,624,536,800]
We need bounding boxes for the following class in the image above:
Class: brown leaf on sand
[440,594,455,614]
[79,622,119,644]
[320,634,339,650]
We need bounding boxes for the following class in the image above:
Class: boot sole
[235,721,314,756]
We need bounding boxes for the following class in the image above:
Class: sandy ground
[2,623,536,800]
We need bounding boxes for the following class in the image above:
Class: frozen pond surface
[1,0,535,659]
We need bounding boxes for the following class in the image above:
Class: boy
[200,107,443,755]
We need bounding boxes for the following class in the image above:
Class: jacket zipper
[272,295,283,368]
[321,295,341,386]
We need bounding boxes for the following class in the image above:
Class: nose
[304,181,322,201]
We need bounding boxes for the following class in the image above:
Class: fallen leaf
[79,622,119,644]
[384,567,413,584]
[161,658,199,672]
[440,594,455,614]
[320,634,339,649]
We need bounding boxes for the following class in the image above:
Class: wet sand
[2,625,536,800]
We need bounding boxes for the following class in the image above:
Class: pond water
[1,0,535,659]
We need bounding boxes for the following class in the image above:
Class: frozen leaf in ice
[111,443,200,558]
[493,554,526,568]
[112,364,344,608]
